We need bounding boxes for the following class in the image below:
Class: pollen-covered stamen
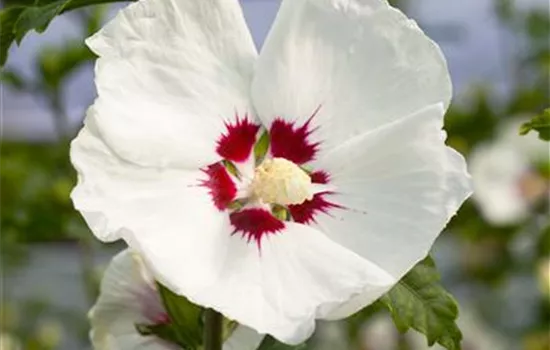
[251,158,314,206]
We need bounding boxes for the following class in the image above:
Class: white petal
[310,104,471,319]
[90,249,177,350]
[86,0,257,168]
[252,0,451,156]
[160,222,393,345]
[71,118,233,292]
[223,326,265,350]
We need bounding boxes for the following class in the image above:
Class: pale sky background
[1,0,546,141]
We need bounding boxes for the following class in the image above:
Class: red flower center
[201,109,342,247]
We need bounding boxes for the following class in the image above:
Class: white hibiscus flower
[469,119,548,225]
[71,0,472,344]
[90,249,264,349]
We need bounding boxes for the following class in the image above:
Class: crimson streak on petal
[269,116,319,165]
[288,192,342,224]
[230,208,284,248]
[216,115,260,162]
[288,170,340,224]
[309,170,330,184]
[201,163,237,211]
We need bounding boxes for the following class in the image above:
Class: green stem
[203,309,223,350]
[79,237,98,303]
[48,88,70,142]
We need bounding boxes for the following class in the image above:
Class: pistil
[251,157,314,206]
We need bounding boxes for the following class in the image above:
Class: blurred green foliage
[0,6,103,250]
[0,142,86,243]
[0,0,127,64]
[2,299,89,349]
[258,337,309,350]
[520,109,550,140]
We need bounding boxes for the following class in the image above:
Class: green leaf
[85,5,108,36]
[0,6,25,65]
[519,109,550,141]
[157,282,203,349]
[13,2,66,43]
[0,68,27,90]
[380,256,462,350]
[36,40,95,89]
[13,0,117,42]
[257,336,309,350]
[0,0,131,66]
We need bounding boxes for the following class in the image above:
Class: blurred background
[1,0,549,349]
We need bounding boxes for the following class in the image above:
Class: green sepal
[227,199,247,211]
[157,282,203,349]
[222,160,240,179]
[254,131,270,164]
[271,204,289,221]
[141,284,239,349]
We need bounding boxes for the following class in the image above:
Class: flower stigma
[251,157,313,206]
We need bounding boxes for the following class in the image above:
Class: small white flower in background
[90,249,264,349]
[537,257,550,298]
[469,118,549,226]
[0,332,22,350]
[71,0,472,343]
[35,320,63,349]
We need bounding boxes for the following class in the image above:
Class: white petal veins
[71,113,234,290]
[310,104,472,319]
[252,0,452,159]
[86,0,258,169]
[172,222,393,345]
